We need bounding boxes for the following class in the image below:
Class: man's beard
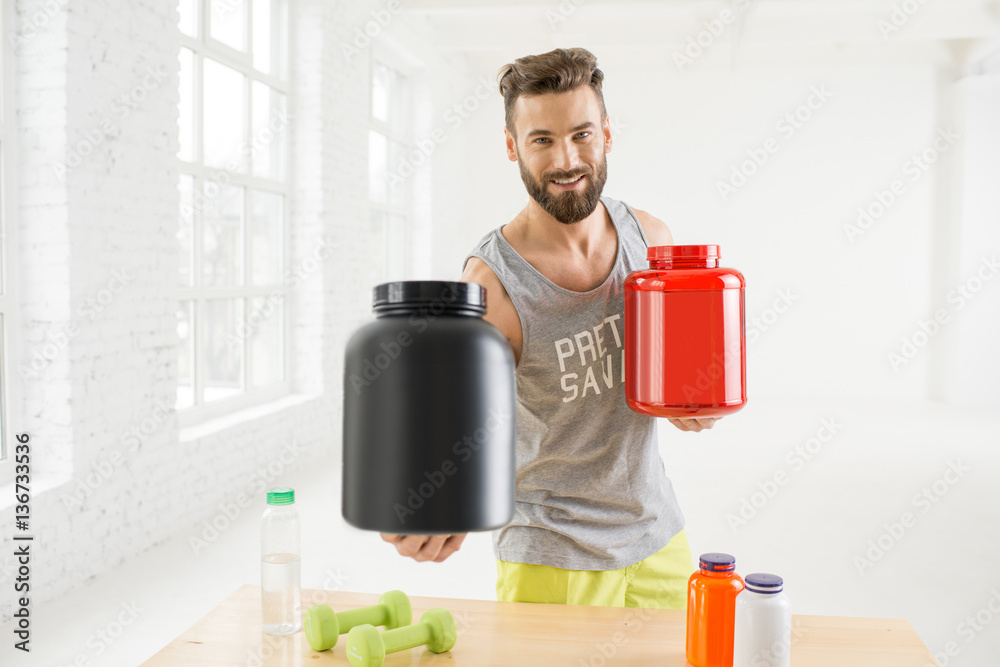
[518,151,608,224]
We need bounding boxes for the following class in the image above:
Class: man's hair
[497,47,607,139]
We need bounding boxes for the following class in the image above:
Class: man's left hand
[667,417,720,432]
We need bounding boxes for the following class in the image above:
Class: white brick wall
[0,0,413,619]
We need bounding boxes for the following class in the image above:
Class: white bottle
[733,573,791,667]
[261,487,302,635]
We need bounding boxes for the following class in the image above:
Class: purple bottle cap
[745,573,783,593]
[699,553,736,572]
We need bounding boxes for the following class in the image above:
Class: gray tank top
[463,195,685,571]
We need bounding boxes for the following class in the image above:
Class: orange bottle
[686,553,746,667]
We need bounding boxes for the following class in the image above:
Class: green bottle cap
[267,487,295,505]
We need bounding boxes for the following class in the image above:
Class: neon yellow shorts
[495,528,693,609]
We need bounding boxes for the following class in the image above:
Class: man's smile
[550,174,585,190]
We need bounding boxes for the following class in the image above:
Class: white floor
[2,394,998,666]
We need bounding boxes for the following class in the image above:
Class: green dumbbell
[345,608,457,667]
[303,590,411,651]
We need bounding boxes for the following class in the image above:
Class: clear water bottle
[733,573,792,667]
[261,487,301,635]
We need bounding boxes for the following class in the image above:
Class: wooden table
[143,585,938,666]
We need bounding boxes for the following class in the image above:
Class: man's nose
[550,137,581,173]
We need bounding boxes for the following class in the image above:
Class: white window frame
[177,0,292,427]
[369,48,414,282]
[0,0,22,487]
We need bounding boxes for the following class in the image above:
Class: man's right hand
[380,533,467,563]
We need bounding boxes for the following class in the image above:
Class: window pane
[203,58,246,173]
[391,69,408,134]
[179,174,195,286]
[369,130,387,204]
[251,191,282,284]
[209,0,247,52]
[389,140,406,207]
[252,0,272,74]
[369,210,387,287]
[276,0,288,79]
[250,297,283,388]
[178,48,195,162]
[203,298,244,401]
[372,63,389,123]
[251,82,286,180]
[177,302,194,409]
[203,183,244,286]
[387,214,406,280]
[179,0,198,37]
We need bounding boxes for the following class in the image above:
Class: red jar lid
[647,244,719,262]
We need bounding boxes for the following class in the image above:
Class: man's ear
[603,116,613,153]
[505,127,518,162]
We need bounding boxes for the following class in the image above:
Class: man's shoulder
[618,200,673,247]
[461,255,496,284]
[462,225,502,275]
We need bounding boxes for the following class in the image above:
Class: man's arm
[631,208,719,433]
[460,256,523,367]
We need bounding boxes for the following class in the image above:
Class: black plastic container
[342,280,516,534]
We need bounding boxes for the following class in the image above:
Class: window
[369,59,411,286]
[176,0,290,419]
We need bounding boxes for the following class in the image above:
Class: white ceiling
[398,0,1000,71]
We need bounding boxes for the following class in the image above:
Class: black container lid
[699,552,737,572]
[373,280,486,314]
[744,573,783,593]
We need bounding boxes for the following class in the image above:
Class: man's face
[506,86,611,224]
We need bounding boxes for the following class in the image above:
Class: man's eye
[576,132,590,138]
[534,138,549,144]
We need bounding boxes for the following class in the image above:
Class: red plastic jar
[624,244,746,418]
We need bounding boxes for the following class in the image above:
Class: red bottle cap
[647,244,719,262]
